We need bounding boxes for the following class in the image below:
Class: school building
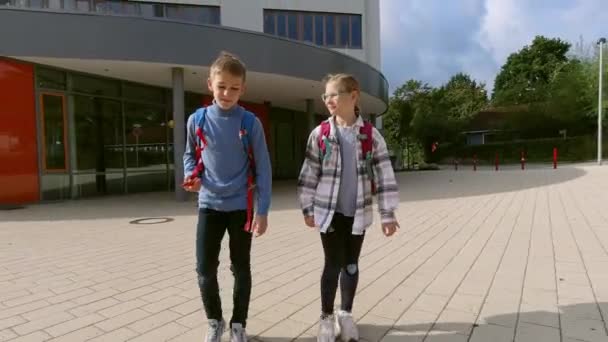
[0,0,388,204]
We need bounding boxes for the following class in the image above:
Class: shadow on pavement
[256,302,607,341]
[1,166,588,221]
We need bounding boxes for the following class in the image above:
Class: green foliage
[493,36,571,105]
[387,34,604,165]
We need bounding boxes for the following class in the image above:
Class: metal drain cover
[129,217,174,225]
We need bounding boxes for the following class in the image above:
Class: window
[302,14,313,42]
[73,96,124,172]
[63,0,91,12]
[72,74,121,97]
[75,0,90,11]
[350,15,362,48]
[325,15,335,46]
[277,13,286,37]
[338,15,349,47]
[264,10,363,49]
[123,82,166,104]
[314,14,324,45]
[37,0,220,24]
[47,0,61,9]
[95,0,137,15]
[264,11,275,34]
[140,2,163,18]
[37,68,67,90]
[41,94,67,171]
[287,13,298,40]
[166,4,219,24]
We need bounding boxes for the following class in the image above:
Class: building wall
[139,0,380,70]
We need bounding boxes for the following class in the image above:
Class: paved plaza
[2,164,608,341]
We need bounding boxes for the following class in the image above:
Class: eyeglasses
[321,92,349,102]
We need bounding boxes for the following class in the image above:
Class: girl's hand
[382,221,399,237]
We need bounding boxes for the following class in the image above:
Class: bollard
[521,151,526,170]
[495,152,499,171]
[553,147,558,169]
[473,154,477,171]
[454,159,458,171]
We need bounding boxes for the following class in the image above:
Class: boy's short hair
[209,51,247,81]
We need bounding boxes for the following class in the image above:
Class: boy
[183,51,272,342]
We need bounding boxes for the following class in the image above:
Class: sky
[380,0,608,95]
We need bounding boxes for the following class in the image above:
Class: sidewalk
[1,165,608,341]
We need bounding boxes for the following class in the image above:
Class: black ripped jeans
[196,208,252,327]
[320,213,365,315]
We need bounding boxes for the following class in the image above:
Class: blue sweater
[183,103,272,215]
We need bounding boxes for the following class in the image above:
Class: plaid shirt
[297,116,399,235]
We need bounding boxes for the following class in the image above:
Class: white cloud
[381,0,608,94]
[476,0,603,66]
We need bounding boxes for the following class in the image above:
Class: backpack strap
[239,111,257,233]
[360,121,373,158]
[318,120,331,161]
[239,111,256,158]
[359,121,376,194]
[191,107,208,179]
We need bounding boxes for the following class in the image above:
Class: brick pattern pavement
[1,165,607,341]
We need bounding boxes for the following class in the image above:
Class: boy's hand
[304,216,315,228]
[253,215,268,237]
[182,176,201,192]
[382,221,399,237]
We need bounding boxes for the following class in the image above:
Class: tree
[384,73,489,163]
[536,59,597,136]
[383,80,431,168]
[493,36,571,105]
[411,87,458,160]
[410,74,488,161]
[442,73,489,125]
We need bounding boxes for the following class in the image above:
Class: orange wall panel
[0,59,39,204]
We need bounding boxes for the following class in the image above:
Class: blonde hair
[322,73,361,114]
[209,51,247,81]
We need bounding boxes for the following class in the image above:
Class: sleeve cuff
[302,206,314,217]
[380,211,396,224]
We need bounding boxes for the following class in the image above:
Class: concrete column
[365,0,381,69]
[67,85,78,199]
[172,67,187,201]
[306,98,315,132]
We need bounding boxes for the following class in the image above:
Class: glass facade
[35,66,196,200]
[0,0,220,25]
[264,10,363,49]
[41,94,67,171]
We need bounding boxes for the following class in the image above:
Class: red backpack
[318,120,376,194]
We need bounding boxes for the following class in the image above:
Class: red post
[495,152,499,171]
[521,151,525,170]
[473,154,477,171]
[553,147,558,169]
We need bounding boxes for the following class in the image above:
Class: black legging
[320,213,365,315]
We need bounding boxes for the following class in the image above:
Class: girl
[297,74,400,341]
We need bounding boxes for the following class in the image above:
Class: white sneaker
[230,323,247,342]
[335,310,359,342]
[317,314,336,342]
[205,319,226,342]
